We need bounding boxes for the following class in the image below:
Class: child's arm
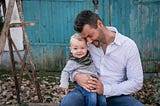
[59,70,70,89]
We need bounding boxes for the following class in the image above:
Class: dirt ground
[0,72,159,106]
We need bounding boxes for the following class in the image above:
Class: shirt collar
[106,26,122,46]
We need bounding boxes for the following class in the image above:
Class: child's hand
[59,87,69,95]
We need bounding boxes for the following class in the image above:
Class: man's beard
[92,28,105,48]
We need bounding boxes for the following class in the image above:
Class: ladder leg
[7,31,21,104]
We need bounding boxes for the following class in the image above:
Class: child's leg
[97,94,107,106]
[74,82,97,106]
[85,92,97,106]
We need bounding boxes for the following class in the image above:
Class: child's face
[70,38,87,58]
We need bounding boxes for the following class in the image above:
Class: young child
[59,33,107,106]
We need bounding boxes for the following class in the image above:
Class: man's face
[80,24,105,47]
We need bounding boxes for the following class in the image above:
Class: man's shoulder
[118,33,136,45]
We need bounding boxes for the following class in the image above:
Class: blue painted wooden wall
[22,0,160,72]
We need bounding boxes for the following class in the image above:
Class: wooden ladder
[0,0,42,103]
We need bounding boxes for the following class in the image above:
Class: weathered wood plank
[9,22,35,27]
[28,103,59,106]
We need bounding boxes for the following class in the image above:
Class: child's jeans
[74,82,107,106]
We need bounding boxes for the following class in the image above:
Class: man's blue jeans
[60,89,144,106]
[74,82,107,106]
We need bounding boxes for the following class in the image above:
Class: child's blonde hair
[70,33,87,45]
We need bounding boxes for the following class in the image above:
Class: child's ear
[70,47,72,52]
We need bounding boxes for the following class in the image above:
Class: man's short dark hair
[74,10,102,33]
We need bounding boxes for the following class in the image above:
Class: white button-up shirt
[88,27,143,97]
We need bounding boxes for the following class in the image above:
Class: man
[60,10,144,106]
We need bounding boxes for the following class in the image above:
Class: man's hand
[74,73,91,91]
[89,76,104,95]
[74,73,104,95]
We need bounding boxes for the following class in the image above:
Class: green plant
[0,69,12,80]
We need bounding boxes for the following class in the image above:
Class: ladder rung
[10,22,35,27]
